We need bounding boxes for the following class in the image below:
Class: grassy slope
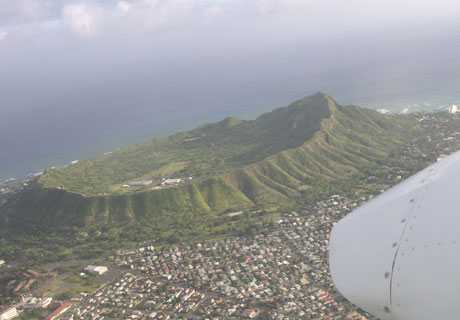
[37,93,332,195]
[5,93,417,228]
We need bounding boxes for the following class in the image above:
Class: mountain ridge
[4,93,417,230]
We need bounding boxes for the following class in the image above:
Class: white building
[0,306,18,320]
[84,265,108,275]
[40,297,53,308]
[0,260,5,266]
[162,274,172,280]
[449,105,458,114]
[23,297,52,309]
[161,178,182,186]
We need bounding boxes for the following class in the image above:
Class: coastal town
[79,194,372,320]
[1,195,374,320]
[1,110,460,319]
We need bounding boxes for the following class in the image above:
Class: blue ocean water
[1,84,458,182]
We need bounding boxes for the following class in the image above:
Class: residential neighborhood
[1,111,460,319]
[67,194,371,320]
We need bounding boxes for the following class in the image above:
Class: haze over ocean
[1,82,458,182]
[1,0,460,181]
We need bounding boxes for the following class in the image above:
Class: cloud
[203,6,222,22]
[117,1,132,14]
[116,0,197,30]
[0,29,6,41]
[19,0,53,19]
[2,0,460,43]
[1,0,324,39]
[248,0,316,13]
[0,0,64,24]
[58,0,206,37]
[62,2,104,37]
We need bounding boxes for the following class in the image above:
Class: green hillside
[4,93,417,231]
[36,93,333,195]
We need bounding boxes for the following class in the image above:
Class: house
[162,274,172,280]
[317,292,329,300]
[0,306,18,320]
[45,303,72,320]
[84,265,108,275]
[0,260,5,266]
[242,309,258,318]
[40,298,53,308]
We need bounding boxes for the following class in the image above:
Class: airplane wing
[329,150,460,320]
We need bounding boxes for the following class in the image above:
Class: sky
[1,0,460,180]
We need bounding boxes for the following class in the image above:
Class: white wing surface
[329,150,460,320]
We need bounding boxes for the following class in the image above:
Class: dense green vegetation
[36,93,334,195]
[1,93,419,261]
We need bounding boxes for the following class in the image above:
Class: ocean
[1,82,459,182]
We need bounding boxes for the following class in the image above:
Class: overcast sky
[2,0,460,116]
[1,0,460,179]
